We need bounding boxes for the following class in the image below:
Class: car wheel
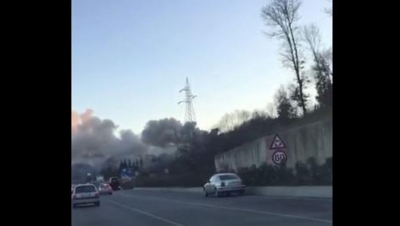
[238,190,244,196]
[95,201,100,207]
[72,204,77,209]
[215,189,221,197]
[109,192,112,195]
[204,189,209,197]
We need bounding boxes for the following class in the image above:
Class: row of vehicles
[71,177,122,208]
[71,173,244,209]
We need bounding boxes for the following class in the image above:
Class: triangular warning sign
[269,134,287,150]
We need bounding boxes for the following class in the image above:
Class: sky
[72,0,332,134]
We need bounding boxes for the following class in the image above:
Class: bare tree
[303,24,332,80]
[324,0,332,16]
[303,24,332,76]
[303,24,321,57]
[303,24,332,107]
[261,0,308,115]
[321,47,332,76]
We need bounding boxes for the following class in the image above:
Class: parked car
[98,183,113,195]
[203,173,245,197]
[71,184,100,208]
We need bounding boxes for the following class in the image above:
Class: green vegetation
[133,157,332,187]
[238,157,332,186]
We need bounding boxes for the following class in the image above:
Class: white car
[98,183,113,195]
[71,184,100,208]
[203,173,245,197]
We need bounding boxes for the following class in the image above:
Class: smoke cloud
[71,110,180,177]
[141,118,183,147]
[72,109,147,172]
[71,111,80,134]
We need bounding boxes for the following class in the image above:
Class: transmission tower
[178,77,197,123]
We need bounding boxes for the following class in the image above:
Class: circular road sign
[272,150,287,165]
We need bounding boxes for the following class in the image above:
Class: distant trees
[262,0,309,115]
[266,103,277,118]
[215,110,252,132]
[119,159,136,170]
[275,85,297,121]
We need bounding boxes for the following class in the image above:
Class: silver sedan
[203,173,245,197]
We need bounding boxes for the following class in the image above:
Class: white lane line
[250,195,333,202]
[118,193,332,224]
[105,199,186,226]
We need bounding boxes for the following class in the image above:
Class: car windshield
[101,184,109,188]
[219,175,239,181]
[75,186,96,193]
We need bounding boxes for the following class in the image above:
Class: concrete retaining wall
[214,119,332,171]
[134,186,332,198]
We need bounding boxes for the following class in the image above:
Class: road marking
[118,193,332,224]
[249,195,333,202]
[105,199,185,226]
[133,188,332,201]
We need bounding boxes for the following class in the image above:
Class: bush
[238,157,332,186]
[238,163,296,186]
[275,164,296,185]
[318,157,332,185]
[295,162,311,185]
[134,157,332,187]
[304,157,332,185]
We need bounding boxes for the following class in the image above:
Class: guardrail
[134,186,332,198]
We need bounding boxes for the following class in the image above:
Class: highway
[72,190,332,226]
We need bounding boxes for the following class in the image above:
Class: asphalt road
[72,190,332,226]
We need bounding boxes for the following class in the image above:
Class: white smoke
[71,110,179,173]
[72,109,148,171]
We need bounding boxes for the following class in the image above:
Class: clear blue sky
[72,0,332,134]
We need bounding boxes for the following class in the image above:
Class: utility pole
[178,77,197,123]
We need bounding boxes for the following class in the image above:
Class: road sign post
[269,134,287,150]
[272,150,287,165]
[268,134,288,166]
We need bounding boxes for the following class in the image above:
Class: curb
[134,186,332,198]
